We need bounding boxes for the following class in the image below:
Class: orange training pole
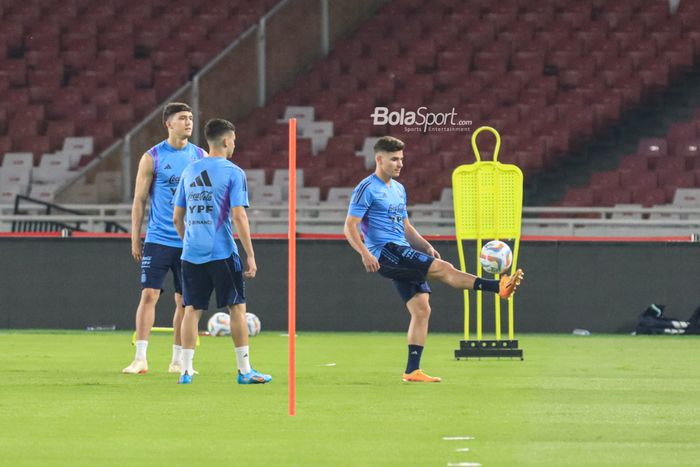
[288,118,297,416]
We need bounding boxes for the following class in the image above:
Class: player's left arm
[173,206,186,240]
[232,206,256,279]
[173,176,186,240]
[404,218,441,259]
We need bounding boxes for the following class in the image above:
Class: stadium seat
[598,188,632,206]
[62,137,94,157]
[672,188,700,206]
[245,169,267,187]
[28,182,60,203]
[32,165,70,186]
[0,184,23,205]
[0,167,30,195]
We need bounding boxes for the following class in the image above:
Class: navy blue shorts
[141,242,183,294]
[181,254,246,310]
[377,242,434,303]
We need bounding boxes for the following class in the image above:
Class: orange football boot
[402,369,442,382]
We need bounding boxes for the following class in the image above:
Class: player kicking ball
[344,136,524,383]
[173,119,271,385]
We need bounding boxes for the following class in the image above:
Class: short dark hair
[374,136,405,154]
[162,102,192,125]
[204,119,236,143]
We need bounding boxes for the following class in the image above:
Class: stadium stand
[3,0,700,229]
[232,0,700,207]
[0,0,279,203]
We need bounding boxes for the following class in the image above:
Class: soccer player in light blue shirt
[123,102,205,376]
[344,136,524,383]
[173,118,271,385]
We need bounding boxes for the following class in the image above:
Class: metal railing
[10,196,128,233]
[3,203,700,237]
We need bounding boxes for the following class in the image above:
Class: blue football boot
[178,371,193,384]
[237,369,272,384]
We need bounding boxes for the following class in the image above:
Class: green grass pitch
[1,331,699,466]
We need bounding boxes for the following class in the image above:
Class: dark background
[1,238,698,333]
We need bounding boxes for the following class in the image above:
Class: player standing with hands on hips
[344,136,524,383]
[123,103,205,375]
[173,119,271,385]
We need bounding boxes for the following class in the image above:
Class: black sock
[474,277,500,293]
[406,345,424,373]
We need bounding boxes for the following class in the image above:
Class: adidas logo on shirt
[190,170,213,187]
[164,164,172,170]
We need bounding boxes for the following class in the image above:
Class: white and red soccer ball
[479,240,513,275]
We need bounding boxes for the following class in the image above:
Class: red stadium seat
[562,188,595,206]
[598,188,632,206]
[13,136,50,158]
[658,170,695,190]
[637,138,668,158]
[46,121,76,150]
[81,121,114,151]
[620,170,657,189]
[632,187,667,207]
[667,122,698,142]
[652,157,687,172]
[673,139,700,159]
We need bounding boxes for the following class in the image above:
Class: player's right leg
[122,287,160,374]
[123,243,170,374]
[178,259,214,384]
[427,259,524,299]
[178,305,201,384]
[402,292,441,383]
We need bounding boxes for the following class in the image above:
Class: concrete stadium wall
[1,238,698,334]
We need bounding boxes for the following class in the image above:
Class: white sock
[182,349,195,376]
[235,346,251,374]
[172,345,182,364]
[135,340,148,361]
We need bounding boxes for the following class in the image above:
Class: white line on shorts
[319,363,336,366]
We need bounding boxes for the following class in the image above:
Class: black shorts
[377,242,434,303]
[181,254,246,310]
[140,242,183,294]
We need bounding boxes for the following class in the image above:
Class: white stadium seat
[0,168,30,194]
[245,169,266,187]
[301,121,333,155]
[356,137,380,169]
[611,204,643,220]
[62,137,94,156]
[0,184,22,204]
[32,153,71,184]
[2,152,33,173]
[250,185,283,204]
[326,187,354,204]
[272,169,304,200]
[278,106,315,134]
[672,188,700,207]
[29,183,60,203]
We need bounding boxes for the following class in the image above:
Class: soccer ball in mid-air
[207,312,231,336]
[246,312,261,337]
[479,240,513,275]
